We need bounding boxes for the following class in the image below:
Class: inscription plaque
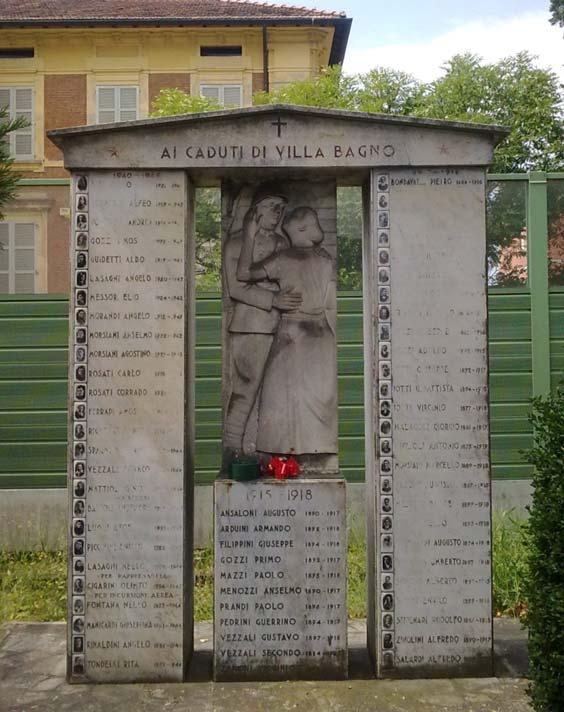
[367,167,493,677]
[214,479,347,681]
[67,170,192,682]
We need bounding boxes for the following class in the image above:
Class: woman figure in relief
[237,206,337,456]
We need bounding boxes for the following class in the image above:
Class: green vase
[229,460,260,481]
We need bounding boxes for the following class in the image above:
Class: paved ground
[0,618,530,712]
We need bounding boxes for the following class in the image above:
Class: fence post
[528,171,551,397]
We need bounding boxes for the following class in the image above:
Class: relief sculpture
[222,180,338,475]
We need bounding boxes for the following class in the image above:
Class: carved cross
[271,116,288,138]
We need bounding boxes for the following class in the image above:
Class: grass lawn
[0,513,526,624]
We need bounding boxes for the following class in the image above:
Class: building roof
[0,0,347,21]
[0,0,351,63]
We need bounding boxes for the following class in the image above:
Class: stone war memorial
[49,105,506,684]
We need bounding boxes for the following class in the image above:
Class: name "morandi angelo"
[160,143,396,161]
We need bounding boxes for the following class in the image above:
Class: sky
[272,0,564,82]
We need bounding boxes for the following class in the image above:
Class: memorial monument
[49,105,506,683]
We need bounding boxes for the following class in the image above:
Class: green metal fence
[1,173,562,489]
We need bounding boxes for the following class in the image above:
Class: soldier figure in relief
[223,183,302,461]
[237,206,337,456]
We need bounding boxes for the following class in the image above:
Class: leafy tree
[151,88,221,117]
[357,68,426,115]
[0,106,27,219]
[256,54,564,174]
[254,65,358,111]
[523,385,564,711]
[549,0,564,27]
[420,53,564,173]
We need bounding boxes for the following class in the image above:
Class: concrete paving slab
[0,619,530,712]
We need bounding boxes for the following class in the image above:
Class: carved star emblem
[108,146,119,157]
[439,144,449,154]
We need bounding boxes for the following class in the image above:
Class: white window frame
[0,221,36,294]
[0,86,34,161]
[95,85,139,124]
[200,84,243,108]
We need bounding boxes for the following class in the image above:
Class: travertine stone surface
[50,106,505,685]
[221,179,338,475]
[49,106,504,173]
[214,479,347,681]
[67,170,192,682]
[366,168,493,677]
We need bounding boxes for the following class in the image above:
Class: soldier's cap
[251,182,288,206]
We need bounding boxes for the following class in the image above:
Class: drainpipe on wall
[262,26,269,93]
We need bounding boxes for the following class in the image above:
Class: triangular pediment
[48,104,507,173]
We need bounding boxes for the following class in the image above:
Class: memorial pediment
[48,104,507,174]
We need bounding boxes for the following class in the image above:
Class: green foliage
[151,88,221,117]
[549,0,564,27]
[357,67,426,115]
[194,547,214,620]
[347,528,367,619]
[408,51,564,172]
[486,180,528,286]
[0,106,27,219]
[195,188,221,291]
[254,54,564,174]
[523,386,564,711]
[492,511,529,616]
[254,65,358,111]
[0,550,66,622]
[337,187,363,290]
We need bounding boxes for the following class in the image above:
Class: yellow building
[0,0,350,293]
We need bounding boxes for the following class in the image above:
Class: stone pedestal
[214,478,347,681]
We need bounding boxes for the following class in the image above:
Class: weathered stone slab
[214,478,347,681]
[67,170,193,682]
[48,106,504,173]
[365,168,493,677]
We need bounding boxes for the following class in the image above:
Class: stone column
[365,168,493,677]
[67,170,195,682]
[214,178,347,681]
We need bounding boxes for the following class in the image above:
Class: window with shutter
[0,87,34,160]
[96,86,138,124]
[200,84,242,108]
[223,85,243,108]
[200,85,221,103]
[118,87,138,122]
[0,221,36,293]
